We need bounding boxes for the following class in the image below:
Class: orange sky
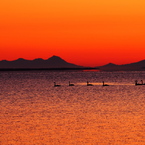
[0,0,145,66]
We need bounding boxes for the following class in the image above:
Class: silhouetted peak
[1,60,8,62]
[49,55,62,59]
[14,58,27,61]
[52,55,59,57]
[33,58,44,61]
[48,55,66,62]
[103,63,117,67]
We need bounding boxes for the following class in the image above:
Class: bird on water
[69,81,74,86]
[135,80,145,85]
[102,81,109,86]
[87,81,93,86]
[54,82,61,87]
[141,80,145,85]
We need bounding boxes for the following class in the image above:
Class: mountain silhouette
[0,56,145,71]
[0,55,82,69]
[98,60,145,71]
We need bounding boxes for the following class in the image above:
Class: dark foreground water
[0,71,145,145]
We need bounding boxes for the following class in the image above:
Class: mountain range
[98,60,145,71]
[0,56,81,69]
[0,55,145,71]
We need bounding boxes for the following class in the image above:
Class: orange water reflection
[1,80,145,144]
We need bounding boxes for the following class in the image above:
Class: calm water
[0,71,145,145]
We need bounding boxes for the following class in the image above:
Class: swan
[87,81,93,86]
[69,81,74,86]
[135,80,145,85]
[135,80,142,85]
[102,81,109,86]
[135,80,138,85]
[54,82,61,87]
[141,80,145,85]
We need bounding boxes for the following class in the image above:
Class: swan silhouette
[141,80,145,85]
[69,81,74,86]
[135,80,138,85]
[54,82,61,87]
[102,81,109,86]
[135,80,145,85]
[87,81,93,86]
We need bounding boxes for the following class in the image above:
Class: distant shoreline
[0,68,145,72]
[0,67,99,71]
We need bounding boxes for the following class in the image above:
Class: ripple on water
[0,71,145,144]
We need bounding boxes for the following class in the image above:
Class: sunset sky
[0,0,145,66]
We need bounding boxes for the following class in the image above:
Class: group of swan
[54,80,145,87]
[54,81,109,87]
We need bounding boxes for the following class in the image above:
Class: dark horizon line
[0,67,99,71]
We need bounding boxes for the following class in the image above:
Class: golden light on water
[1,71,145,144]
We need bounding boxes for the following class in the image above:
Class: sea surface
[0,71,145,145]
